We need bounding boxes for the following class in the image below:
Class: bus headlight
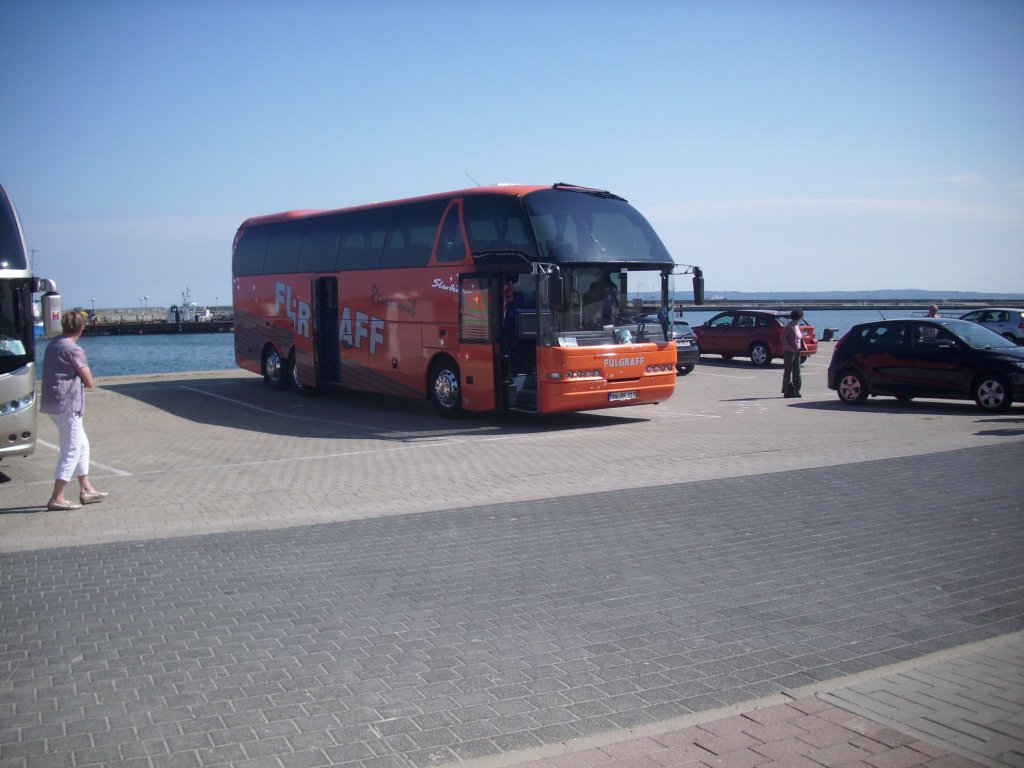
[0,391,35,415]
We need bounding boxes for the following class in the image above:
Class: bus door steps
[506,373,538,411]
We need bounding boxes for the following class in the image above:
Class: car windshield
[946,322,1018,349]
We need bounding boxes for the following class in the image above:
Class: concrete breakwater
[82,319,233,336]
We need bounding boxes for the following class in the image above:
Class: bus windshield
[531,267,675,347]
[0,280,33,375]
[523,188,673,265]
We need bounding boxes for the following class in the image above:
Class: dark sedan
[827,318,1024,412]
[670,319,699,375]
[639,315,699,375]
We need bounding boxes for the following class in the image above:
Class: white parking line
[34,440,132,476]
[693,371,757,379]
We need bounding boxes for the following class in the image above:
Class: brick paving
[481,633,1024,768]
[1,363,1023,767]
[502,695,984,768]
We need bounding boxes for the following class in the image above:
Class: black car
[639,315,699,375]
[827,318,1024,412]
[670,319,700,375]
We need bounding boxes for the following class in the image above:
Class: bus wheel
[429,358,462,417]
[263,346,289,390]
[290,351,316,396]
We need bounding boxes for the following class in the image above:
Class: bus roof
[237,183,624,229]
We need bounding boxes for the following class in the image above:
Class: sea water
[35,333,236,377]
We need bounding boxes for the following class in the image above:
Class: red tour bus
[232,183,704,416]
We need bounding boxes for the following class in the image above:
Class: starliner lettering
[431,277,459,293]
[604,356,645,368]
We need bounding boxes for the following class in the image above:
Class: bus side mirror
[42,291,63,337]
[547,276,564,310]
[692,267,704,305]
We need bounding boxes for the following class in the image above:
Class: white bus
[0,183,61,463]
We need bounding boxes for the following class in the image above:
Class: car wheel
[836,370,868,405]
[429,357,462,417]
[677,364,695,375]
[974,374,1012,412]
[262,345,289,390]
[749,342,771,367]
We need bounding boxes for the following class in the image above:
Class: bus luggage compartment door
[314,277,341,385]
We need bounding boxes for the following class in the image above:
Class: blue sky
[2,0,1022,309]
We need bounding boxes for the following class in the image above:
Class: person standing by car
[781,309,804,398]
[39,310,108,511]
[927,304,939,317]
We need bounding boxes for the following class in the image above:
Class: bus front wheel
[429,358,462,418]
[263,346,289,390]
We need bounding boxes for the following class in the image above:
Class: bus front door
[315,277,341,385]
[457,275,500,412]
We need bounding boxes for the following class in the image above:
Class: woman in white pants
[39,310,108,511]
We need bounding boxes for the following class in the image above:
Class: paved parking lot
[2,353,1023,767]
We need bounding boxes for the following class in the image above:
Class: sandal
[47,499,82,511]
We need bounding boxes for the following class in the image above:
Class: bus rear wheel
[263,346,289,390]
[290,351,316,396]
[429,358,462,418]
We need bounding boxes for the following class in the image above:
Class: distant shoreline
[672,298,1008,311]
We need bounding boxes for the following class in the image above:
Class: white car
[959,307,1024,344]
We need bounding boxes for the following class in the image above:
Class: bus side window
[265,223,302,274]
[298,216,343,272]
[339,209,391,270]
[463,194,536,256]
[436,203,467,263]
[234,228,270,276]
[382,200,447,268]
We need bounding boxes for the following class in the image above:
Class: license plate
[678,341,692,347]
[609,391,637,402]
